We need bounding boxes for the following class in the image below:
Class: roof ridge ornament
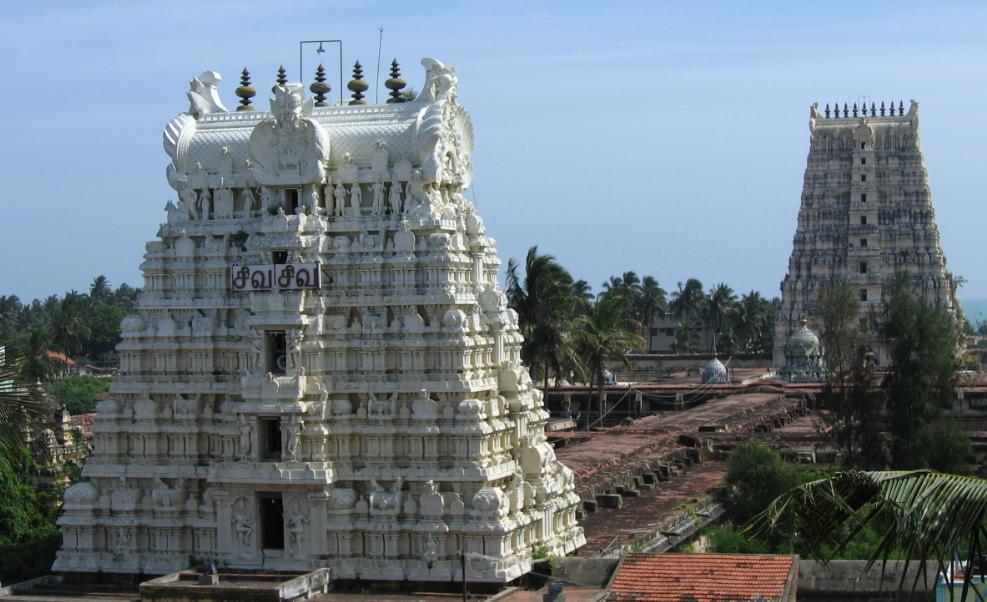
[186,71,228,119]
[310,64,331,107]
[347,61,369,105]
[235,68,256,112]
[385,59,407,103]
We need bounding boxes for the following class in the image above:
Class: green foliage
[879,274,961,469]
[1,276,139,374]
[706,523,770,554]
[724,442,801,524]
[0,531,61,585]
[0,458,58,547]
[919,422,973,474]
[45,375,109,414]
[750,470,987,595]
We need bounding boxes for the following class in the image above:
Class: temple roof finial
[385,59,407,104]
[310,64,331,107]
[347,61,369,105]
[235,68,256,112]
[276,65,287,87]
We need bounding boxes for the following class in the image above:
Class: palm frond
[748,470,987,595]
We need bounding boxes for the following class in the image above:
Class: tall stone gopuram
[55,58,584,581]
[774,100,958,367]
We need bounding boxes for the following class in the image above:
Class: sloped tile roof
[608,553,796,602]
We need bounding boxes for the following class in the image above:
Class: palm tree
[1,344,46,465]
[751,470,987,596]
[670,278,705,320]
[0,295,22,339]
[572,295,643,426]
[636,276,667,336]
[50,291,90,358]
[506,246,576,389]
[671,322,701,353]
[734,291,767,351]
[571,279,594,314]
[90,275,111,301]
[705,283,737,352]
[16,326,56,383]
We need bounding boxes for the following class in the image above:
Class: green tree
[572,294,643,427]
[636,275,667,339]
[751,470,987,596]
[671,322,700,353]
[506,246,576,388]
[50,292,90,358]
[879,275,960,469]
[14,327,56,384]
[45,375,110,415]
[0,295,23,340]
[670,278,705,320]
[724,442,801,524]
[704,283,737,352]
[89,275,111,302]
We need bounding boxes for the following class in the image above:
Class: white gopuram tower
[55,58,584,582]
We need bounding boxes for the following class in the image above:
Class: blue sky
[1,1,985,301]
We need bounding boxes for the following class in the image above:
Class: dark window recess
[284,189,300,214]
[861,157,867,165]
[860,238,868,248]
[860,193,867,203]
[272,250,289,264]
[860,174,867,182]
[260,418,282,461]
[859,289,868,302]
[860,142,866,150]
[860,215,867,225]
[267,331,286,374]
[859,262,868,274]
[259,494,284,550]
[649,328,658,336]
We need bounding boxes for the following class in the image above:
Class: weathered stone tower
[774,100,957,367]
[55,57,583,581]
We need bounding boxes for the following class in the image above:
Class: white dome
[701,357,729,384]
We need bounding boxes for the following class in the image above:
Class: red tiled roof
[44,350,76,366]
[608,553,796,602]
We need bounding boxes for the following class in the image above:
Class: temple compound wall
[774,100,958,367]
[55,57,584,582]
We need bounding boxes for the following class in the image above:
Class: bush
[45,375,109,414]
[706,523,769,554]
[0,531,61,584]
[724,442,801,524]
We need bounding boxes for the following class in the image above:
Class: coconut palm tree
[0,295,22,339]
[50,291,90,358]
[734,291,768,351]
[89,275,111,301]
[705,283,737,352]
[636,276,667,336]
[506,246,576,388]
[670,278,705,321]
[16,326,56,383]
[0,346,45,465]
[750,469,987,597]
[572,295,643,426]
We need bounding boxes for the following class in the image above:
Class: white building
[55,57,583,582]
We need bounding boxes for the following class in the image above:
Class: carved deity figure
[423,533,438,565]
[349,183,362,214]
[232,509,254,556]
[259,187,274,213]
[333,183,347,218]
[177,187,198,220]
[283,414,303,461]
[238,414,253,459]
[323,182,334,216]
[213,187,234,219]
[286,330,302,371]
[371,179,384,216]
[241,186,257,217]
[388,180,403,215]
[286,511,309,558]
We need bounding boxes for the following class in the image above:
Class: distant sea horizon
[962,298,987,326]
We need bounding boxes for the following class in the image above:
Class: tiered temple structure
[774,100,958,367]
[55,57,584,582]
